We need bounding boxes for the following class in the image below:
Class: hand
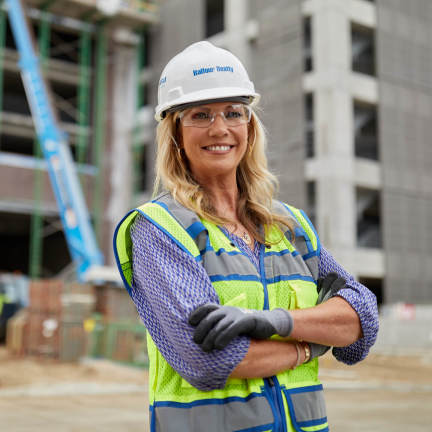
[189,304,293,352]
[308,342,330,360]
[316,272,346,304]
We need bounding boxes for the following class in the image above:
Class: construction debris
[6,279,147,366]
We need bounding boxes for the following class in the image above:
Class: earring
[173,138,182,157]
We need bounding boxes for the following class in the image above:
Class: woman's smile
[202,144,235,153]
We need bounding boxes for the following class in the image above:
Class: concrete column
[106,44,137,265]
[311,0,357,263]
[224,0,250,68]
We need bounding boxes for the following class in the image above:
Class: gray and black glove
[316,272,346,304]
[189,304,293,352]
[308,272,347,360]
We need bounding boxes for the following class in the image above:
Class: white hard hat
[155,41,260,121]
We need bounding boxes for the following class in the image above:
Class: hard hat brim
[155,87,260,121]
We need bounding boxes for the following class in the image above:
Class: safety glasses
[178,104,252,128]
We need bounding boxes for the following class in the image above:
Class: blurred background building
[0,0,158,281]
[1,0,432,317]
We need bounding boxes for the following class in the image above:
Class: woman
[114,41,378,432]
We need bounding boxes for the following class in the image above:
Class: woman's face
[178,102,249,183]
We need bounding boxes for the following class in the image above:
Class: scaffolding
[133,28,146,197]
[28,6,50,279]
[92,22,106,243]
[0,0,158,278]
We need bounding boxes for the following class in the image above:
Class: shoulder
[137,192,200,228]
[130,212,160,238]
[273,200,321,255]
[272,200,315,230]
[133,194,203,259]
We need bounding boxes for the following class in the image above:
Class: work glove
[308,341,330,360]
[316,272,346,304]
[189,304,293,352]
[308,272,347,360]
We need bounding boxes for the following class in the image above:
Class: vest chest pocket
[288,280,318,309]
[223,293,247,308]
[214,282,265,311]
[267,280,318,312]
[283,384,329,432]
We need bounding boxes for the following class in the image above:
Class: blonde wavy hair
[153,107,294,244]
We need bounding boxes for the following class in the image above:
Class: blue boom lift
[6,0,104,281]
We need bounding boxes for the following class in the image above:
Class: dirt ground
[320,351,432,432]
[1,347,432,431]
[0,347,149,431]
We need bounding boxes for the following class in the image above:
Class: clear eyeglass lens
[181,104,251,128]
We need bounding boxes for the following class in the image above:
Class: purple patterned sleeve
[130,214,250,391]
[318,247,379,365]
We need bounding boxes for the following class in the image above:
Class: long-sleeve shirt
[130,214,379,391]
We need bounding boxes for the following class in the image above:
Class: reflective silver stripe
[156,192,200,229]
[155,192,318,279]
[304,255,319,280]
[273,200,319,280]
[272,200,291,218]
[284,386,327,425]
[201,248,259,279]
[155,192,319,280]
[155,194,259,278]
[264,252,315,281]
[155,193,210,251]
[154,395,274,432]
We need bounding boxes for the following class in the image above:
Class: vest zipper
[260,244,287,431]
[272,376,288,431]
[266,376,288,431]
[265,377,281,431]
[260,244,286,431]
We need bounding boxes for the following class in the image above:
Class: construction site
[0,0,159,333]
[1,0,432,431]
[0,0,156,429]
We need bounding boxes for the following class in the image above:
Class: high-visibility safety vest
[114,192,328,432]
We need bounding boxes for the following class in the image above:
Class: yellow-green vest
[114,192,328,432]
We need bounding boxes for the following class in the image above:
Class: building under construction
[0,0,157,280]
[1,0,432,316]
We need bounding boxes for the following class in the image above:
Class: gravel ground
[2,347,432,431]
